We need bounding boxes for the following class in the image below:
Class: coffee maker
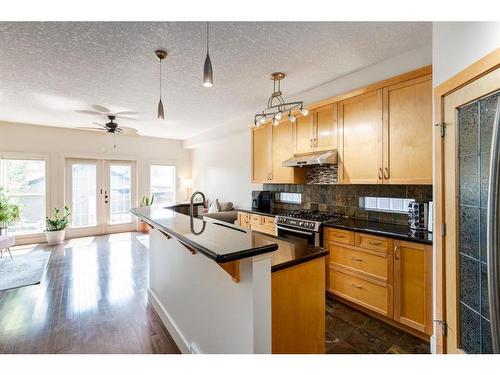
[252,191,271,211]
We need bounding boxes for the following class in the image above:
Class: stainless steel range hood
[282,150,338,167]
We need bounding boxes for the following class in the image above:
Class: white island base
[148,228,274,354]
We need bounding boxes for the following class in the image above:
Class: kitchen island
[131,206,327,354]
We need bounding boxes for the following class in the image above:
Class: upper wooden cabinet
[252,121,306,184]
[294,104,338,154]
[382,75,432,184]
[339,90,383,184]
[252,123,272,183]
[338,74,432,185]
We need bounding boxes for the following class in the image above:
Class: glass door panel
[71,163,98,228]
[109,164,132,224]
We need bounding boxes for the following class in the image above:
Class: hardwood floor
[0,232,180,354]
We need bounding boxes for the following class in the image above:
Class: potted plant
[45,206,71,245]
[139,195,154,234]
[0,188,20,235]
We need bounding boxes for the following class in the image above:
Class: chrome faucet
[190,191,206,217]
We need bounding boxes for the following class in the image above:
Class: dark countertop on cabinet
[323,217,433,245]
[235,207,279,218]
[131,206,328,269]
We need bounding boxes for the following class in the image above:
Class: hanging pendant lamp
[155,50,167,120]
[203,22,213,87]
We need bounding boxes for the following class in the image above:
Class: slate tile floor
[325,297,430,354]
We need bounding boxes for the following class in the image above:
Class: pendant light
[155,50,167,120]
[203,22,213,87]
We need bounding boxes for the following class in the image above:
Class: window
[149,165,175,206]
[359,196,415,214]
[0,158,46,235]
[71,163,97,228]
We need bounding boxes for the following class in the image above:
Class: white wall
[433,22,500,87]
[0,121,191,240]
[189,45,432,207]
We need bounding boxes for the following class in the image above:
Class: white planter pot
[46,229,66,245]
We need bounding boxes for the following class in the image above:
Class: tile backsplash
[263,184,433,225]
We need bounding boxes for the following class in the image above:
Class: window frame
[0,152,49,238]
[147,161,176,207]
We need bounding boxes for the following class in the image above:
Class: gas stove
[275,209,346,233]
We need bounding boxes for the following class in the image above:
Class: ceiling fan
[77,115,138,136]
[75,104,139,121]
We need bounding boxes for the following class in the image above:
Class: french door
[65,158,137,237]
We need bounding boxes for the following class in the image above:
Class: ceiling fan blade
[91,104,111,113]
[92,122,108,129]
[76,109,103,116]
[76,126,105,131]
[115,111,139,116]
[119,126,139,136]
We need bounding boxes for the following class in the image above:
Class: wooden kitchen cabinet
[294,113,314,154]
[382,75,432,184]
[393,240,433,335]
[252,119,305,184]
[252,123,272,183]
[237,212,250,228]
[293,104,337,154]
[324,227,433,337]
[339,90,383,184]
[272,120,306,184]
[315,104,337,151]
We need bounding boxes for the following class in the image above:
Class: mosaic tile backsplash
[263,183,433,226]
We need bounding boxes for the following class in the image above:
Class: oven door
[276,224,319,247]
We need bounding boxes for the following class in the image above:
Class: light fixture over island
[130,205,327,354]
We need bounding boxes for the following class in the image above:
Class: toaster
[408,202,428,231]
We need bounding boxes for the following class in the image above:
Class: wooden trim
[217,260,240,283]
[435,48,500,96]
[433,47,500,354]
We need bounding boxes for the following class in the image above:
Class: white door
[65,158,137,237]
[103,160,137,233]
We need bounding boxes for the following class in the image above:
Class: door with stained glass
[443,67,500,354]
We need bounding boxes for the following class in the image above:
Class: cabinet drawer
[355,233,392,253]
[328,243,391,284]
[324,228,354,245]
[250,223,276,236]
[249,214,262,225]
[262,216,275,227]
[329,269,392,317]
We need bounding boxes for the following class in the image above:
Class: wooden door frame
[434,48,500,354]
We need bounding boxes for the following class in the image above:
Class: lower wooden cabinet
[324,227,432,336]
[236,211,276,235]
[393,240,433,335]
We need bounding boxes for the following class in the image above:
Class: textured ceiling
[0,22,431,140]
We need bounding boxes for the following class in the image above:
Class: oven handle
[276,225,315,236]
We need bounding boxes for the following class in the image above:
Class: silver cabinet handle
[350,283,362,289]
[378,168,383,180]
[487,98,500,353]
[384,167,390,180]
[350,256,363,262]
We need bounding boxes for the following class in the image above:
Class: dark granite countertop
[131,206,278,263]
[323,218,433,245]
[252,232,329,272]
[131,206,328,270]
[235,207,278,217]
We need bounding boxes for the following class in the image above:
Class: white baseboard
[148,288,191,354]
